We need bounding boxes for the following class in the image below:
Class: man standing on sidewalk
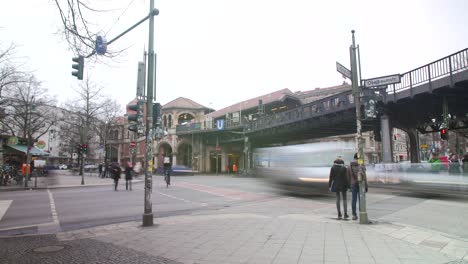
[347,153,368,221]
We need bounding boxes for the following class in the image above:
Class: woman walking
[125,160,133,191]
[329,157,349,220]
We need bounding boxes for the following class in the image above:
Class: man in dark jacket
[111,162,121,191]
[347,153,368,220]
[329,157,349,219]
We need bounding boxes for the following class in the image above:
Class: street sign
[216,120,224,130]
[336,62,351,79]
[362,74,401,88]
[130,141,136,147]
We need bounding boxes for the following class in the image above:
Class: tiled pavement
[53,201,468,264]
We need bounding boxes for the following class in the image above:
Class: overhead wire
[105,0,137,37]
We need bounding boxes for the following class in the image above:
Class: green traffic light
[71,55,84,80]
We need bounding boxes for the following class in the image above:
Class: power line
[105,0,137,36]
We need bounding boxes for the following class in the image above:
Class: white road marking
[156,191,207,206]
[47,189,60,224]
[0,200,12,221]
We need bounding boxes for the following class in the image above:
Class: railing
[388,48,468,94]
[246,90,356,132]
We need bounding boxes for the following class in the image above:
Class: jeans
[335,191,347,216]
[351,184,359,216]
[126,179,132,190]
[114,179,119,190]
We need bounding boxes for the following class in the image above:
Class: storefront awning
[6,145,50,156]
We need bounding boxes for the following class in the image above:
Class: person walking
[328,157,349,219]
[347,153,368,221]
[428,152,441,173]
[98,163,103,178]
[448,154,461,175]
[125,160,133,191]
[111,162,121,191]
[462,153,468,176]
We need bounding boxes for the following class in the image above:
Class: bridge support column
[407,128,421,163]
[381,115,393,163]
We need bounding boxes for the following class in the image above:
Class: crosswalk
[0,200,12,221]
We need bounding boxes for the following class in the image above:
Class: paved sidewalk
[0,170,143,191]
[10,197,466,264]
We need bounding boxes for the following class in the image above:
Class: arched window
[168,115,172,128]
[163,115,167,127]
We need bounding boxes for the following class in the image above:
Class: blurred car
[171,165,195,176]
[58,164,68,170]
[84,164,98,171]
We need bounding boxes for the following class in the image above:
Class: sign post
[336,62,352,79]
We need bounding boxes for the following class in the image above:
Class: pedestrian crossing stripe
[0,200,12,221]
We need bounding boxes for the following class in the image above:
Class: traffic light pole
[350,30,368,224]
[142,0,157,227]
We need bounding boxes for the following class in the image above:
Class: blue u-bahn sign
[216,119,224,130]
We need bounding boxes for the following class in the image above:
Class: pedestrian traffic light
[71,55,84,80]
[127,100,144,133]
[440,127,448,140]
[152,103,162,129]
[81,143,88,153]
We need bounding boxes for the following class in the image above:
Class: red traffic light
[440,128,448,140]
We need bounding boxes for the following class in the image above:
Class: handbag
[330,180,336,192]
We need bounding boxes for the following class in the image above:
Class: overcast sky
[1,0,467,111]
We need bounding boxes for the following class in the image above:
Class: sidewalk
[0,170,143,191]
[51,199,468,264]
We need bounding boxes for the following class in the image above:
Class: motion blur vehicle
[253,141,468,195]
[252,141,356,194]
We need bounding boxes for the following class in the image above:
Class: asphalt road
[1,175,467,240]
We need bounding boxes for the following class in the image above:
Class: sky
[1,0,467,112]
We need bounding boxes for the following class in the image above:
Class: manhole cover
[33,245,65,253]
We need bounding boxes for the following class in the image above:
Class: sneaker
[352,215,358,220]
[344,214,349,219]
[337,214,342,220]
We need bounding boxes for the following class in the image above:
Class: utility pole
[142,0,158,227]
[350,30,368,224]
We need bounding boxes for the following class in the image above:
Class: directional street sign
[336,62,351,79]
[362,74,401,88]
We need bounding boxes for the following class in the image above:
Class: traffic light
[71,55,84,80]
[440,127,448,140]
[77,143,82,153]
[81,143,88,153]
[152,103,162,129]
[127,100,144,133]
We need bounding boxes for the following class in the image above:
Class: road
[1,175,468,241]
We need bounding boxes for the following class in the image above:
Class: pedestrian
[111,162,121,191]
[463,153,468,176]
[98,163,103,178]
[448,154,461,175]
[125,160,133,191]
[232,164,237,175]
[428,152,441,173]
[329,156,349,219]
[347,153,368,221]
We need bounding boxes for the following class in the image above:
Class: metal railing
[246,90,356,133]
[388,48,468,94]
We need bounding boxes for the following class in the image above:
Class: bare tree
[0,74,58,185]
[0,42,27,98]
[52,0,128,58]
[60,78,110,178]
[93,97,122,176]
